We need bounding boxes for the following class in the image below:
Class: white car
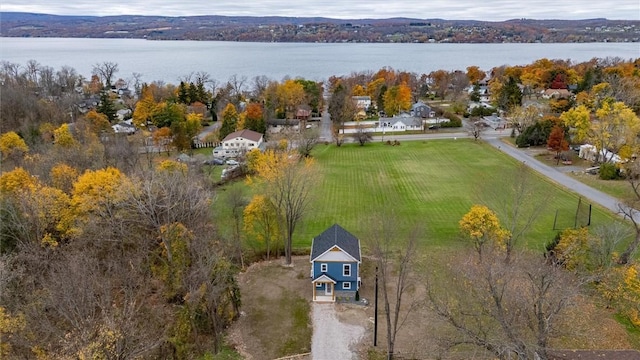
[225,159,239,165]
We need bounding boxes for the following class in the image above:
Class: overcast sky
[1,0,639,21]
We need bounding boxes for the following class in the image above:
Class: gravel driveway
[311,303,365,360]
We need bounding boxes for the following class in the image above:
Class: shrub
[442,112,462,127]
[599,162,620,180]
[469,106,496,117]
[516,119,554,147]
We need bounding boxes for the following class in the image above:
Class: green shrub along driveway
[291,139,626,250]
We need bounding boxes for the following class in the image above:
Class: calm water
[1,37,639,84]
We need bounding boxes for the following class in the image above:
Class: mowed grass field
[290,139,626,251]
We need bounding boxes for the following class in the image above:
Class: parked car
[225,159,239,165]
[203,158,225,165]
[428,124,440,130]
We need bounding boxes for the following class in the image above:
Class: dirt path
[311,303,366,360]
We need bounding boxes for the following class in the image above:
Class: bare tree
[466,117,486,141]
[258,151,316,265]
[297,127,320,157]
[507,104,543,136]
[428,247,578,360]
[92,61,119,88]
[352,122,373,146]
[226,185,248,269]
[477,163,548,262]
[617,160,640,264]
[328,83,356,146]
[228,74,247,104]
[252,75,271,101]
[367,214,421,360]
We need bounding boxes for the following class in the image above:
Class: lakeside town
[2,12,639,43]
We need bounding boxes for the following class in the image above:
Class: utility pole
[374,266,378,346]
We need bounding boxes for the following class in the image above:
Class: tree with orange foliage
[153,127,173,155]
[547,125,569,165]
[466,66,486,85]
[244,102,266,134]
[383,83,412,116]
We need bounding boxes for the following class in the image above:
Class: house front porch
[312,275,336,302]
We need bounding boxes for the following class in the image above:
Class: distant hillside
[1,12,638,43]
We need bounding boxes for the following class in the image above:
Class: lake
[1,37,639,84]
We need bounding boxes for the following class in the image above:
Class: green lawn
[569,172,635,200]
[212,139,628,253]
[288,139,626,250]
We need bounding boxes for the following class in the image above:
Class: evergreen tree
[97,90,117,123]
[498,77,522,111]
[187,82,198,105]
[178,81,190,104]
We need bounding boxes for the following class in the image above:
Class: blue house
[310,224,361,302]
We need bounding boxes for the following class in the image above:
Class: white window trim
[343,264,351,277]
[343,282,351,290]
[320,263,327,272]
[316,283,322,287]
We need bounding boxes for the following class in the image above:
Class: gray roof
[311,224,361,261]
[411,101,430,110]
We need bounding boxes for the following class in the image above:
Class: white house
[352,96,372,110]
[579,144,622,164]
[112,121,136,134]
[213,129,265,158]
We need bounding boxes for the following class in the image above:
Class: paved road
[485,138,637,222]
[319,102,332,141]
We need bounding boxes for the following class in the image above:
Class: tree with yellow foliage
[243,194,280,260]
[219,103,239,140]
[248,149,317,265]
[351,84,366,96]
[132,85,159,128]
[152,223,193,300]
[50,163,79,194]
[562,101,640,164]
[459,204,511,260]
[0,167,38,194]
[1,167,71,250]
[69,167,131,236]
[598,263,640,328]
[0,306,25,358]
[277,79,306,119]
[53,123,78,148]
[0,131,28,164]
[85,110,113,135]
